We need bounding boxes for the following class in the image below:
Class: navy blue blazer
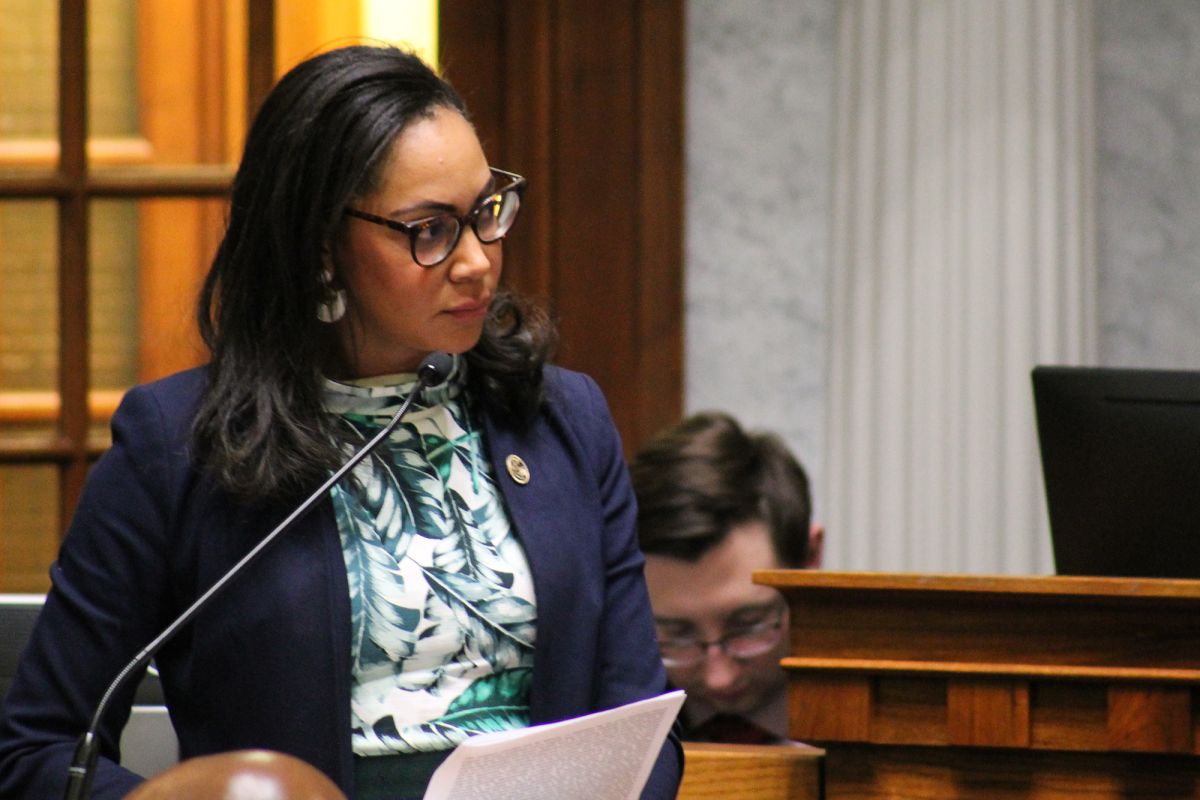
[0,365,682,799]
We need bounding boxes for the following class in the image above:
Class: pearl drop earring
[316,268,347,323]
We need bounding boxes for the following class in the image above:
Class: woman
[0,46,681,800]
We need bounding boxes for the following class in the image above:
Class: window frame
[0,0,275,553]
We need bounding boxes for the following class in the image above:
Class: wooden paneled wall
[439,1,684,454]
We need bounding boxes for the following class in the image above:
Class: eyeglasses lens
[485,190,521,239]
[413,189,522,267]
[725,627,780,659]
[658,621,782,668]
[474,190,521,244]
[414,217,459,266]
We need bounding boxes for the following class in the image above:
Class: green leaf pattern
[324,364,537,756]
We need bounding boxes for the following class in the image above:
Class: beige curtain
[825,0,1097,574]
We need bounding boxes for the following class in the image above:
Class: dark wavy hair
[193,45,555,503]
[629,411,813,565]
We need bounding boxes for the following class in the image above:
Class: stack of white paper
[423,690,685,800]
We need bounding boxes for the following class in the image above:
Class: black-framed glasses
[657,604,787,669]
[344,167,527,267]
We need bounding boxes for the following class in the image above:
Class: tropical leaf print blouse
[322,358,537,756]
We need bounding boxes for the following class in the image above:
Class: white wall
[684,0,837,505]
[1096,0,1200,368]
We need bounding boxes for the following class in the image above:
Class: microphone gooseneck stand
[63,352,454,800]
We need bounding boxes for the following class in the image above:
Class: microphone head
[417,351,454,387]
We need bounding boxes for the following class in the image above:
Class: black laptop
[1032,365,1200,579]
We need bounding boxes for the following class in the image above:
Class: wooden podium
[756,571,1200,799]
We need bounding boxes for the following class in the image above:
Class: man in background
[629,412,823,744]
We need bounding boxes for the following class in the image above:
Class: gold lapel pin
[505,454,531,485]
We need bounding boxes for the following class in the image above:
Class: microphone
[63,351,454,800]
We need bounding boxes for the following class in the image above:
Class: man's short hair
[629,411,813,566]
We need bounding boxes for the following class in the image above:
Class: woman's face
[332,106,501,377]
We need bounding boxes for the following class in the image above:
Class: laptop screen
[1032,365,1200,578]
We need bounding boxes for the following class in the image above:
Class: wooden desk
[756,571,1200,799]
[678,741,823,800]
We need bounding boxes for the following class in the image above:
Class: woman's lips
[444,299,490,320]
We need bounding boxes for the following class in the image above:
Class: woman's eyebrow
[390,199,457,218]
[389,176,499,219]
[476,172,498,200]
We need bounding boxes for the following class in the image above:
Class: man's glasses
[656,605,786,669]
[344,167,526,267]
